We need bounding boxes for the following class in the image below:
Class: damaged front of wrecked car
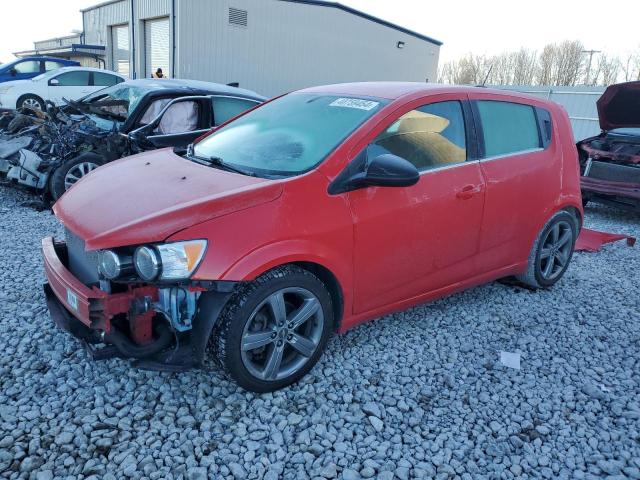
[0,102,129,196]
[577,81,640,211]
[0,79,265,200]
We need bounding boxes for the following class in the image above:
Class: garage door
[111,24,130,77]
[145,17,170,78]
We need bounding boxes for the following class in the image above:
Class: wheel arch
[219,243,350,332]
[16,93,45,109]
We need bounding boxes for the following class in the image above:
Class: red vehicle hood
[597,81,640,131]
[54,149,283,250]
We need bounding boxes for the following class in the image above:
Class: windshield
[32,69,68,82]
[193,93,387,177]
[0,60,17,71]
[81,84,147,117]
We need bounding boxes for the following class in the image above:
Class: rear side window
[369,100,467,172]
[44,61,65,71]
[93,72,121,87]
[477,101,540,157]
[212,97,260,126]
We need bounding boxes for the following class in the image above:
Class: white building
[17,0,442,97]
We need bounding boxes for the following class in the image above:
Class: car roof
[121,78,266,101]
[299,82,545,103]
[50,66,125,75]
[9,56,78,64]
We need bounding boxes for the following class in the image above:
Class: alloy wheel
[22,98,42,110]
[64,162,98,190]
[539,220,573,281]
[240,287,324,381]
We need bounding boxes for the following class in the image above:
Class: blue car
[0,57,80,84]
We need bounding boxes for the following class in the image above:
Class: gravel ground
[0,184,639,480]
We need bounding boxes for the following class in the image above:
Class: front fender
[220,239,350,285]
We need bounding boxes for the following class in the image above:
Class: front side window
[212,97,260,126]
[54,71,90,86]
[368,100,467,172]
[477,101,540,157]
[193,93,388,177]
[14,61,40,74]
[156,101,200,134]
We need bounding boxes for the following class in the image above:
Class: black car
[0,78,265,199]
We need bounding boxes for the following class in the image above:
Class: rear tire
[516,210,577,289]
[49,154,103,200]
[17,94,45,111]
[209,265,333,392]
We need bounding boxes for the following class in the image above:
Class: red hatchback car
[42,83,583,392]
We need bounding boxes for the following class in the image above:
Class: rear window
[477,101,540,157]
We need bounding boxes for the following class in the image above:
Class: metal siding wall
[494,85,605,140]
[82,0,172,77]
[136,0,170,18]
[175,0,439,97]
[34,36,81,50]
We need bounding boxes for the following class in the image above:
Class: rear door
[470,94,558,272]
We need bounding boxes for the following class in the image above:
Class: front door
[48,71,93,105]
[348,97,486,314]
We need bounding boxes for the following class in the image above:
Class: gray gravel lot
[0,184,639,480]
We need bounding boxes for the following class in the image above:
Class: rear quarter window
[477,101,541,157]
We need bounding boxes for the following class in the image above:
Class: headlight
[98,250,121,279]
[98,250,133,279]
[134,240,207,281]
[134,246,161,281]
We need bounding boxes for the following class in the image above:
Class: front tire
[209,265,333,392]
[17,94,45,111]
[517,210,578,288]
[49,154,102,200]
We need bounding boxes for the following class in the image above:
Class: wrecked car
[578,81,640,211]
[0,78,265,199]
[42,83,583,392]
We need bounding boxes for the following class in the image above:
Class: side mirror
[9,68,17,76]
[49,78,60,86]
[328,151,420,195]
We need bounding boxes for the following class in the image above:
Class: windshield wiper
[190,154,256,177]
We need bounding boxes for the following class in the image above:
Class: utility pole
[582,49,601,85]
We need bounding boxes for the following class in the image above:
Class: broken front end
[42,230,235,371]
[0,104,129,196]
[579,81,640,211]
[578,133,640,211]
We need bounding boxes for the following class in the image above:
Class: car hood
[0,79,30,89]
[54,149,283,250]
[597,81,640,131]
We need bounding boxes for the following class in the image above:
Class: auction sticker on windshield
[329,98,380,111]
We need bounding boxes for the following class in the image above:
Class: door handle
[456,184,482,200]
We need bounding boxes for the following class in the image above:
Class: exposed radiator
[64,228,100,286]
[587,160,640,184]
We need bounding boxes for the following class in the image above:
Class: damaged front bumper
[42,237,235,371]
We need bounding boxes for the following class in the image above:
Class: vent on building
[229,7,248,27]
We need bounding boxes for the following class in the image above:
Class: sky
[1,0,638,65]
